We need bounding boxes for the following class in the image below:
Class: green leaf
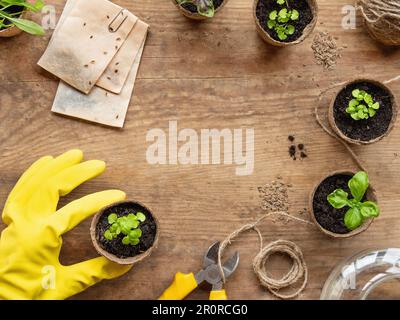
[364,94,373,105]
[371,102,380,110]
[346,106,355,113]
[0,13,44,35]
[349,99,359,108]
[344,207,363,230]
[267,19,276,29]
[360,201,380,218]
[136,212,146,222]
[196,0,215,17]
[350,112,360,120]
[269,10,277,20]
[357,109,365,119]
[278,8,287,18]
[368,108,376,117]
[130,238,140,246]
[286,24,295,35]
[104,230,113,241]
[277,0,285,4]
[327,189,350,209]
[108,213,118,224]
[122,236,130,245]
[110,223,118,232]
[348,171,369,202]
[352,89,360,98]
[129,229,142,239]
[291,9,299,20]
[277,30,287,40]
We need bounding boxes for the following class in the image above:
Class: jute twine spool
[217,212,313,299]
[356,0,400,46]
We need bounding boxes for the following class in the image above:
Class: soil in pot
[255,0,313,43]
[180,0,224,14]
[333,81,393,142]
[0,5,23,31]
[313,173,367,235]
[95,202,157,259]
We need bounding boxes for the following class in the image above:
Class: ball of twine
[357,0,400,46]
[217,212,312,299]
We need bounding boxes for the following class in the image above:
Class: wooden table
[1,0,399,300]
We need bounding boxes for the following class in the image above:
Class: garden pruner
[159,241,239,300]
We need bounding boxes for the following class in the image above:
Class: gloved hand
[0,150,131,300]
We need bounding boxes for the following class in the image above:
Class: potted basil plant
[0,0,45,37]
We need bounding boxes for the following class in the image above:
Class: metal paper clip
[109,9,128,33]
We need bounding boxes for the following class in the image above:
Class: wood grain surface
[0,0,400,300]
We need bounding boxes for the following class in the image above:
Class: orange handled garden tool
[159,241,239,300]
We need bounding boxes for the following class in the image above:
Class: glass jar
[321,248,400,300]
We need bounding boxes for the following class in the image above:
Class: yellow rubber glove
[0,150,132,300]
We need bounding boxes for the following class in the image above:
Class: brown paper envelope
[96,20,149,94]
[51,40,146,128]
[38,0,137,94]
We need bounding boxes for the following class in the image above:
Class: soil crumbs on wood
[255,0,313,43]
[333,81,393,142]
[96,203,157,259]
[288,135,308,160]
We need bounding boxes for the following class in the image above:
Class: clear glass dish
[321,248,400,300]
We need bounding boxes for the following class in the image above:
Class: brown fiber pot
[90,200,160,265]
[328,78,398,145]
[253,0,318,47]
[173,0,229,20]
[0,11,26,38]
[309,170,378,238]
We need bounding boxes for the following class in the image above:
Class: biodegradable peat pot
[91,201,159,265]
[253,0,318,46]
[0,6,26,38]
[173,0,229,20]
[329,79,398,145]
[309,170,377,238]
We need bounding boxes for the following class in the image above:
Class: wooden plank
[0,0,399,299]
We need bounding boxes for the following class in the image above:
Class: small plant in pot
[91,201,159,264]
[0,0,45,37]
[253,0,318,46]
[329,79,398,145]
[173,0,229,20]
[310,171,379,238]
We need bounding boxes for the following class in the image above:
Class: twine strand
[217,212,313,299]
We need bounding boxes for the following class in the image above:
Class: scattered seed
[84,64,88,68]
[91,60,95,64]
[89,81,92,85]
[116,37,121,41]
[115,45,118,50]
[116,115,119,119]
[90,35,93,39]
[104,51,108,55]
[107,15,110,19]
[114,69,118,73]
[115,62,120,66]
[83,22,86,26]
[107,76,111,80]
[258,178,290,213]
[105,92,108,96]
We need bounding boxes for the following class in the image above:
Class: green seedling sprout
[327,171,379,231]
[346,89,380,120]
[0,0,45,35]
[104,212,146,246]
[267,0,299,41]
[176,0,215,18]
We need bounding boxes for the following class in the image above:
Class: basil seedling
[267,0,299,41]
[104,212,146,246]
[327,172,379,230]
[0,0,45,35]
[176,0,215,17]
[346,89,380,120]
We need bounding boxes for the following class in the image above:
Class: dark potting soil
[0,5,23,30]
[313,174,367,234]
[96,202,157,259]
[333,81,393,142]
[180,0,224,14]
[255,0,313,43]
